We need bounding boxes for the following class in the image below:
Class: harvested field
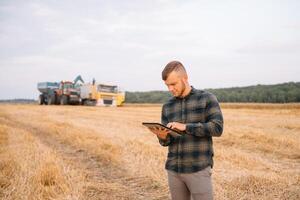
[0,104,299,199]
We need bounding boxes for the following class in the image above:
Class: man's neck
[180,85,192,98]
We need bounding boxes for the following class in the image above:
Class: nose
[168,85,175,93]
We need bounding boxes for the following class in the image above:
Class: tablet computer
[142,122,183,137]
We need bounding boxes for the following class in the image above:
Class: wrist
[159,134,168,140]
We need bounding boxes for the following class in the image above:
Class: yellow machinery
[80,83,125,106]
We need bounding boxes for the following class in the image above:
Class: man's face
[164,71,187,97]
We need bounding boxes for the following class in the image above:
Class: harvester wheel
[60,95,68,105]
[38,94,44,105]
[47,94,55,105]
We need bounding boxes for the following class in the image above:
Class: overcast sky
[0,0,299,99]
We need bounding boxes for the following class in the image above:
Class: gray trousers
[167,167,213,200]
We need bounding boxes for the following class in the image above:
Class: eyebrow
[166,82,176,85]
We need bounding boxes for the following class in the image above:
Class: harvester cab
[56,81,80,105]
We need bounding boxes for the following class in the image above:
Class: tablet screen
[142,122,182,137]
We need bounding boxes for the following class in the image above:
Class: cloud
[0,0,300,99]
[236,42,300,55]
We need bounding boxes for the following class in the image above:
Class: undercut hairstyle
[162,61,187,80]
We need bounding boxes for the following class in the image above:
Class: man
[149,61,223,200]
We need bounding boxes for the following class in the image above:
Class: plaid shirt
[158,87,223,173]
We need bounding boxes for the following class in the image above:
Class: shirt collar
[190,86,196,95]
[174,86,195,100]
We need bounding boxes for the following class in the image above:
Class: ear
[182,74,188,84]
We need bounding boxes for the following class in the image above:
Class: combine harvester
[37,76,125,106]
[80,82,125,106]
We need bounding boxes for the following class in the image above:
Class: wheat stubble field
[0,104,299,200]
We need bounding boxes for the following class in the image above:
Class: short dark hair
[162,61,187,80]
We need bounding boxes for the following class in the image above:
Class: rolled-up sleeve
[186,94,223,137]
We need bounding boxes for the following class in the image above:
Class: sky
[0,0,299,99]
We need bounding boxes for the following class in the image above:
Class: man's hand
[148,127,170,140]
[167,122,186,132]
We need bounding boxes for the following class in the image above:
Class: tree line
[125,82,300,103]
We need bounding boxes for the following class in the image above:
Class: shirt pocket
[187,104,206,123]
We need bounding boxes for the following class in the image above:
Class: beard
[175,80,186,98]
